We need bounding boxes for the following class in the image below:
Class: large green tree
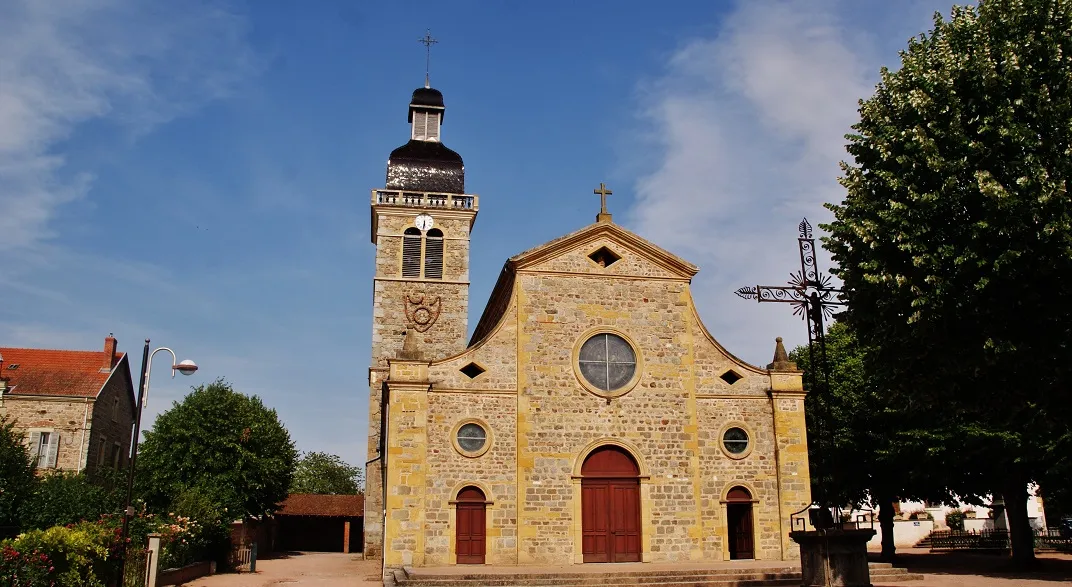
[290,452,364,495]
[826,0,1072,565]
[137,379,298,520]
[790,323,960,560]
[0,416,35,534]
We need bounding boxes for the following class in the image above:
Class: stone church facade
[364,84,812,568]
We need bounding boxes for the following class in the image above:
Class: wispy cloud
[625,0,950,363]
[0,0,256,251]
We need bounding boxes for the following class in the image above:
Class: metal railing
[372,190,477,210]
[121,546,153,587]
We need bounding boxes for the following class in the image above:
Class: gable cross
[593,182,613,214]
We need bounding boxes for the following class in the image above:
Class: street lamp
[119,339,197,577]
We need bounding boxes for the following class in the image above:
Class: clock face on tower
[415,214,434,231]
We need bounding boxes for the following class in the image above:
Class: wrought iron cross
[418,30,438,88]
[734,218,844,333]
[593,182,613,214]
[735,218,845,518]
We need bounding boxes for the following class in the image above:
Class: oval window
[722,427,750,455]
[456,423,487,454]
[578,333,637,392]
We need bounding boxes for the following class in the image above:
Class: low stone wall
[157,561,214,586]
[866,519,935,549]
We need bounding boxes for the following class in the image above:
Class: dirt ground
[180,549,1072,587]
[182,552,382,587]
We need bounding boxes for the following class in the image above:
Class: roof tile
[0,347,124,398]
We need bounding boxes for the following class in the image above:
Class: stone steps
[391,562,924,587]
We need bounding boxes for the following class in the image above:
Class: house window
[401,226,445,280]
[112,396,119,422]
[112,443,123,469]
[98,438,108,467]
[29,430,59,469]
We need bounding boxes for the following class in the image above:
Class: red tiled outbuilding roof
[277,494,365,518]
[0,338,125,398]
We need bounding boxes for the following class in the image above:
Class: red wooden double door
[581,446,642,563]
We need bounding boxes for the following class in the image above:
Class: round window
[578,333,637,392]
[456,423,487,454]
[722,427,750,455]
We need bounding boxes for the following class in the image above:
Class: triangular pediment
[509,221,698,279]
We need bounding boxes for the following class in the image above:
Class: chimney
[104,334,118,370]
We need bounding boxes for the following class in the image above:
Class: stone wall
[86,355,135,473]
[1,395,94,471]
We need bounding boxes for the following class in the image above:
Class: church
[362,82,812,569]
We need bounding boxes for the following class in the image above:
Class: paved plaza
[181,550,1072,587]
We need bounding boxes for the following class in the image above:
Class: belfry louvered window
[424,228,444,279]
[411,111,440,141]
[402,228,422,277]
[401,227,445,280]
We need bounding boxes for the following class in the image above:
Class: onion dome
[386,87,464,194]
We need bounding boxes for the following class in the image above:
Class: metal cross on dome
[418,30,438,88]
[734,218,844,331]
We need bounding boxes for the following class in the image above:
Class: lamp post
[118,339,197,579]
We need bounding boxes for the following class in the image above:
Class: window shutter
[402,228,423,278]
[424,229,444,279]
[28,431,42,464]
[46,433,60,468]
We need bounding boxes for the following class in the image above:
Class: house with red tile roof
[0,335,136,473]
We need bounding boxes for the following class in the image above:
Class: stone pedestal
[790,529,877,587]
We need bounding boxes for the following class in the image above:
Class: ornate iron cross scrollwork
[734,218,844,329]
[735,218,846,523]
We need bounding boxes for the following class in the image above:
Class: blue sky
[1,0,956,472]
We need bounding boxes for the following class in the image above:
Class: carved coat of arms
[404,294,442,332]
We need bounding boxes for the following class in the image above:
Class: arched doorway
[455,486,486,564]
[726,486,755,560]
[581,446,641,563]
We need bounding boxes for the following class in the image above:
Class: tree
[290,452,364,495]
[790,322,961,561]
[826,0,1072,565]
[0,416,35,533]
[136,379,297,520]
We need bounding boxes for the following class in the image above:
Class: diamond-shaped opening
[460,363,486,379]
[588,246,621,268]
[720,370,743,385]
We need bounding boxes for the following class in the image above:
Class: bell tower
[363,84,478,559]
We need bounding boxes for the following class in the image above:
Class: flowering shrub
[4,525,112,587]
[0,544,53,587]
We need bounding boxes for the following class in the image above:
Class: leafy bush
[946,509,966,531]
[0,544,53,587]
[5,524,117,587]
[19,471,123,531]
[163,488,231,569]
